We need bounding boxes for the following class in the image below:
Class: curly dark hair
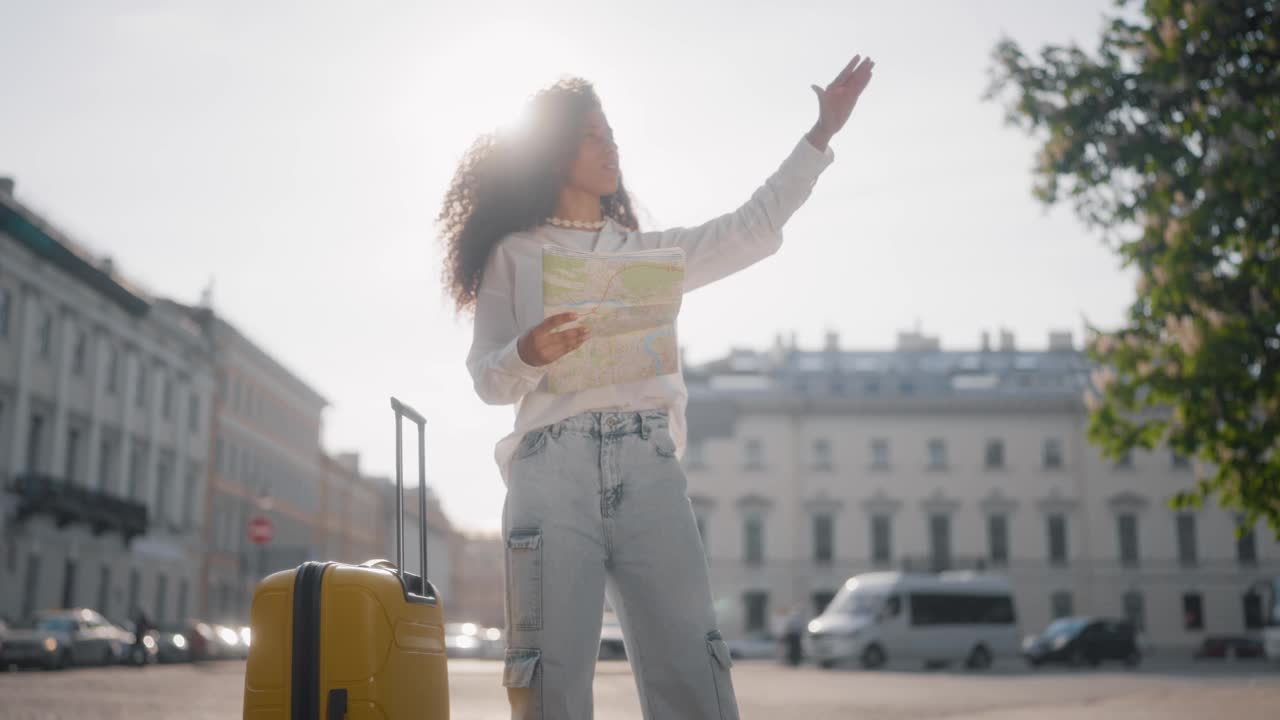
[438,77,639,314]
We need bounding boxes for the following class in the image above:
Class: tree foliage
[987,0,1280,533]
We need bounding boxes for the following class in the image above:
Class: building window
[1043,437,1063,469]
[870,438,890,470]
[1051,590,1073,619]
[1182,592,1204,630]
[155,458,170,525]
[97,565,112,618]
[812,591,836,616]
[812,438,832,471]
[183,466,199,527]
[987,514,1009,566]
[1117,513,1139,567]
[188,393,201,434]
[743,591,769,634]
[61,558,78,609]
[136,362,148,409]
[871,514,892,566]
[128,569,141,619]
[1123,590,1146,633]
[927,438,947,470]
[743,515,764,565]
[96,440,111,491]
[743,438,763,470]
[984,439,1005,470]
[106,345,119,394]
[1236,516,1258,565]
[72,329,86,376]
[154,574,168,625]
[22,554,42,620]
[0,287,10,338]
[161,376,173,419]
[813,513,834,564]
[176,580,189,625]
[1047,513,1068,566]
[36,309,52,359]
[64,429,80,483]
[25,414,44,473]
[128,443,144,500]
[929,513,952,571]
[1243,589,1265,630]
[1176,513,1198,567]
[1171,450,1191,469]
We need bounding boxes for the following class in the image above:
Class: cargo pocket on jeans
[507,529,542,631]
[705,630,739,720]
[503,648,542,720]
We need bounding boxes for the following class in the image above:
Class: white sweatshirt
[467,136,835,484]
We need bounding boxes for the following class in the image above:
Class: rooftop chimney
[998,328,1016,352]
[0,177,14,196]
[980,331,991,353]
[896,330,941,352]
[824,330,840,352]
[1048,330,1074,352]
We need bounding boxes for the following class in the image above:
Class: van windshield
[828,586,886,616]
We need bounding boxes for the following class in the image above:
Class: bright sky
[1,0,1133,534]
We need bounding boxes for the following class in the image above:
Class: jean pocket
[503,648,542,720]
[515,428,550,461]
[651,427,678,458]
[705,629,739,719]
[506,529,543,631]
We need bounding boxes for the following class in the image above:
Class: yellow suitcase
[243,398,449,719]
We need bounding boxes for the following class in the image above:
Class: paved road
[1,658,1278,719]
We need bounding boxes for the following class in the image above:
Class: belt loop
[639,412,650,440]
[549,422,562,439]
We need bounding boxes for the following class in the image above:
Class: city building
[682,329,1279,652]
[0,179,215,627]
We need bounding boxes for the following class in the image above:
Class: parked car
[599,612,626,660]
[480,626,505,660]
[0,609,132,670]
[179,620,216,662]
[113,619,161,666]
[728,631,780,661]
[154,625,192,663]
[1023,617,1140,668]
[445,623,486,659]
[210,624,249,660]
[1194,635,1266,660]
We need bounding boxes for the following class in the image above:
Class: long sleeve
[637,136,834,292]
[466,243,546,405]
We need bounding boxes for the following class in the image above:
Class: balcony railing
[10,473,148,543]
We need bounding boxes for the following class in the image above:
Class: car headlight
[807,620,822,633]
[217,627,239,646]
[173,635,187,649]
[143,635,157,650]
[43,637,58,652]
[240,628,251,647]
[1052,635,1068,650]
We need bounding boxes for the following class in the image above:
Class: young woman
[440,55,874,720]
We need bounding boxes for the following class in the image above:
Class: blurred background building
[0,177,453,628]
[0,180,215,628]
[684,329,1279,653]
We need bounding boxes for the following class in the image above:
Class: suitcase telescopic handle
[390,396,429,589]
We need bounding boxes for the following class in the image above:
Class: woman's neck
[553,187,602,222]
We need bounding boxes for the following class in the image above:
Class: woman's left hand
[808,54,875,150]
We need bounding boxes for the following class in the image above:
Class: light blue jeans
[501,409,739,720]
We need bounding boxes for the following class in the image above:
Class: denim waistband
[540,409,668,440]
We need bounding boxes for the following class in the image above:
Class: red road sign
[248,515,274,545]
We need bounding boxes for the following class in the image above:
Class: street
[1,658,1278,719]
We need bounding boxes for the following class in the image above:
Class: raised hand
[808,54,875,150]
[518,312,591,367]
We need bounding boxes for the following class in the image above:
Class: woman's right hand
[517,312,591,367]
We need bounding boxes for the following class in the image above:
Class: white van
[806,571,1020,669]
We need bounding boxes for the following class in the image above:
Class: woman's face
[564,109,619,198]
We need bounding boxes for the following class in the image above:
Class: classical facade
[683,330,1279,651]
[1,180,215,626]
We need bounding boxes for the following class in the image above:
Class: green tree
[987,0,1280,533]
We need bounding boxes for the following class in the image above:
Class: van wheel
[966,644,993,670]
[819,659,837,669]
[1124,649,1141,668]
[860,643,887,670]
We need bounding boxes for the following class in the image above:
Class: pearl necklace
[547,216,607,230]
